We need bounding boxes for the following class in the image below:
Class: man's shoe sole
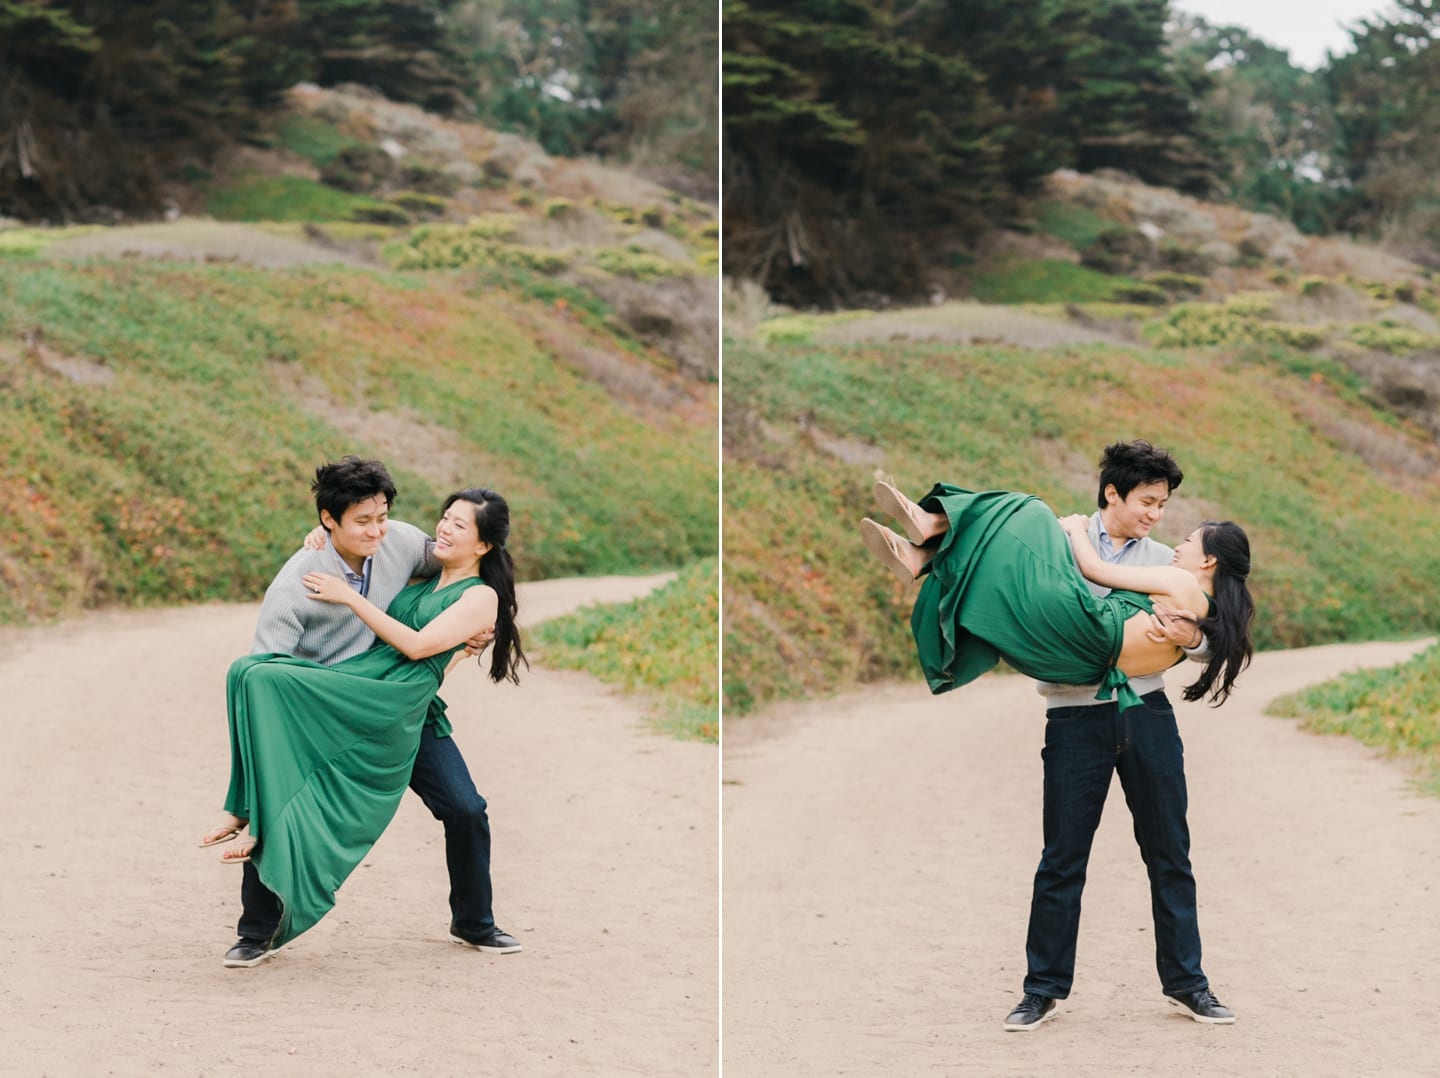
[1003,1007,1058,1032]
[222,947,278,969]
[1166,997,1235,1024]
[449,931,522,955]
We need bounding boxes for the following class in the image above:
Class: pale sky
[1171,0,1397,69]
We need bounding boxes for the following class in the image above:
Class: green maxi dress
[909,485,1156,711]
[222,575,483,948]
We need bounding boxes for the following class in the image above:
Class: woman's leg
[874,481,949,544]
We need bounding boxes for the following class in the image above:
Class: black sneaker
[222,938,277,968]
[1166,988,1235,1024]
[448,924,523,954]
[1003,993,1058,1031]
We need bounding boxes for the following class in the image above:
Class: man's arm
[251,579,306,655]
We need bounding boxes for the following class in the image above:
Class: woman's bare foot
[860,518,932,583]
[199,814,248,848]
[220,838,256,864]
[873,481,947,544]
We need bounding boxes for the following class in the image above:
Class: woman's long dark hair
[1182,520,1254,705]
[444,487,528,684]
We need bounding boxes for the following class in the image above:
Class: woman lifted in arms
[860,479,1254,712]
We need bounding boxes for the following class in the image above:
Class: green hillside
[0,87,718,739]
[0,256,714,612]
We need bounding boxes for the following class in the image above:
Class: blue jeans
[238,724,495,942]
[1022,691,1209,999]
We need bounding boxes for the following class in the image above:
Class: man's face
[1102,479,1169,542]
[321,494,390,564]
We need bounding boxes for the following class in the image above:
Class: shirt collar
[326,541,373,597]
[1095,514,1140,562]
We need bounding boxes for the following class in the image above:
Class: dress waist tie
[1096,666,1143,713]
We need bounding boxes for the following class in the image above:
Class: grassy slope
[1268,642,1440,795]
[532,557,719,740]
[0,258,715,612]
[0,255,717,736]
[723,335,1440,714]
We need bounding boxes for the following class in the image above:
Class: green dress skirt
[909,485,1154,711]
[222,576,482,948]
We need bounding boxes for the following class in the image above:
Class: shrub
[1146,271,1206,296]
[384,191,448,216]
[592,245,687,281]
[400,161,460,197]
[1142,294,1317,349]
[1109,282,1170,306]
[1079,226,1151,275]
[346,203,411,226]
[319,145,397,194]
[1158,242,1217,275]
[388,225,571,273]
[1348,322,1436,354]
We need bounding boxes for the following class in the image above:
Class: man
[1003,440,1233,1030]
[213,456,521,967]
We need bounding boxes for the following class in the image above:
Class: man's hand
[1148,602,1202,648]
[1057,514,1089,539]
[462,624,496,658]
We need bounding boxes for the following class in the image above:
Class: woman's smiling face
[435,501,490,565]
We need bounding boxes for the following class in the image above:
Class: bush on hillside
[1079,226,1152,275]
[1348,322,1438,354]
[1144,296,1324,349]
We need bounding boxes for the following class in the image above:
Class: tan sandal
[873,481,931,545]
[199,815,249,848]
[861,518,921,584]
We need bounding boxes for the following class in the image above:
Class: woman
[861,480,1253,710]
[200,487,526,949]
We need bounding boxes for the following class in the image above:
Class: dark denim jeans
[1022,691,1209,999]
[238,724,495,942]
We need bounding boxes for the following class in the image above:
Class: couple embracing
[199,456,526,967]
[863,439,1255,1029]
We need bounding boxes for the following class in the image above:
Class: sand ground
[0,575,717,1077]
[723,638,1440,1077]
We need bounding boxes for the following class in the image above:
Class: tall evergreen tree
[1326,0,1440,248]
[298,0,471,115]
[0,1,306,220]
[1169,13,1342,233]
[724,0,1006,305]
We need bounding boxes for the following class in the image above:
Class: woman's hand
[302,525,328,552]
[1149,603,1204,649]
[301,572,355,605]
[463,624,496,658]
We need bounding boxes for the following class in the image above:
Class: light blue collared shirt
[327,542,373,598]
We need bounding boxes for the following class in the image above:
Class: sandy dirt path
[0,574,717,1077]
[723,639,1440,1077]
